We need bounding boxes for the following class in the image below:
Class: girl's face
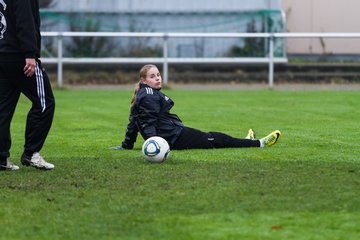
[141,67,162,89]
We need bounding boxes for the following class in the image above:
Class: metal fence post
[57,33,63,88]
[163,34,169,85]
[268,35,274,89]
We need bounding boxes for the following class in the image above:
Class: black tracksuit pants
[0,60,55,162]
[172,127,260,150]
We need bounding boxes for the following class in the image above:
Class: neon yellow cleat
[245,129,256,140]
[260,130,281,147]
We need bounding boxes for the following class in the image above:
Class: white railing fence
[41,32,360,88]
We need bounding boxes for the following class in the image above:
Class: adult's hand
[24,58,36,77]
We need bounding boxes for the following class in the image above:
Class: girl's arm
[121,109,138,149]
[137,94,160,139]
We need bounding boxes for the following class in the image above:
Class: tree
[120,19,162,57]
[66,14,118,57]
[225,19,265,57]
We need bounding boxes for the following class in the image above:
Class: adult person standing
[0,0,55,170]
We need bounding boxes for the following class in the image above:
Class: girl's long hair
[130,64,157,107]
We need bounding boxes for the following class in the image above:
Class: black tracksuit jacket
[0,0,41,60]
[122,83,184,149]
[0,0,55,159]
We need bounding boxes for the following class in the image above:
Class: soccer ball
[142,136,170,163]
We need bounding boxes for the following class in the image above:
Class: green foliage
[1,89,360,239]
[226,19,266,57]
[63,14,162,58]
[121,40,163,58]
[66,14,119,57]
[121,20,162,58]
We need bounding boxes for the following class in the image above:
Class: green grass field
[1,88,360,240]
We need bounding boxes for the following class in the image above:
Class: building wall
[47,0,281,12]
[41,0,285,58]
[282,0,360,55]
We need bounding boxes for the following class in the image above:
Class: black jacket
[0,0,41,60]
[122,83,184,149]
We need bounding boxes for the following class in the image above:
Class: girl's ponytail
[130,64,157,107]
[130,81,140,107]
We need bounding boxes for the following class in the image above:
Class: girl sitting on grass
[118,64,281,150]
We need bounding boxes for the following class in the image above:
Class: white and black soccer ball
[142,136,170,163]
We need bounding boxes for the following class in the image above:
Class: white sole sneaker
[0,158,20,171]
[245,129,256,140]
[21,152,55,170]
[260,130,281,147]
